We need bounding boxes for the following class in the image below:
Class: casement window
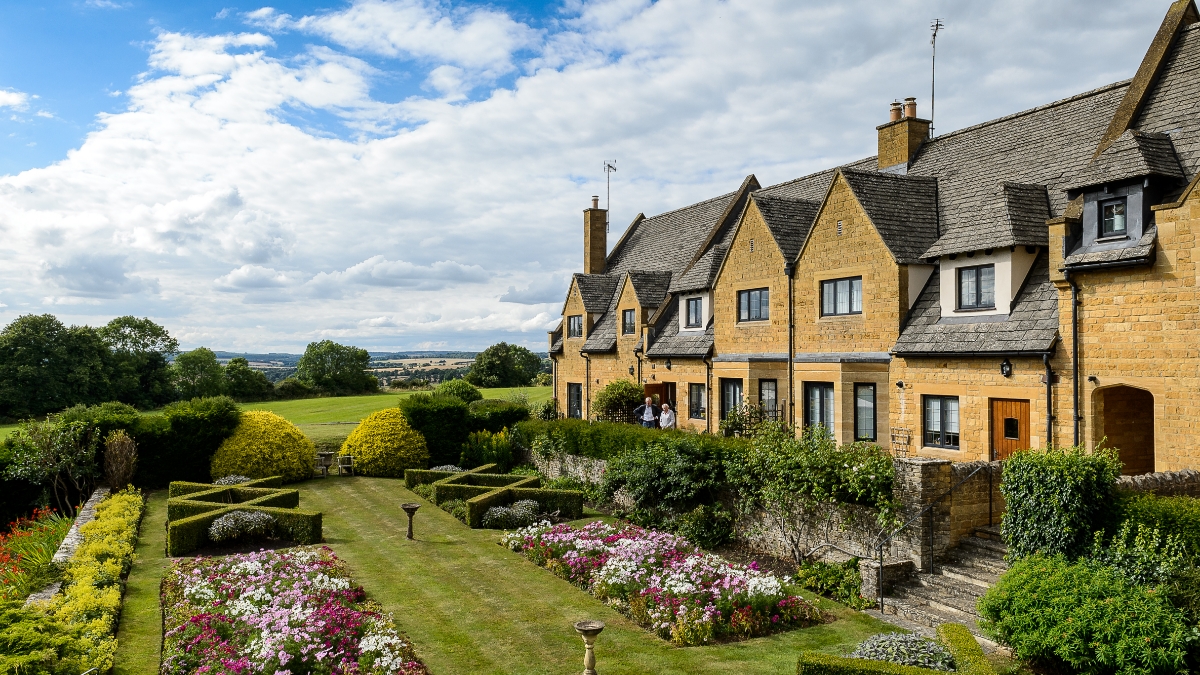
[1101,198,1127,237]
[689,383,707,419]
[820,277,862,316]
[737,288,769,322]
[567,315,583,338]
[957,265,995,310]
[804,382,834,434]
[923,395,960,449]
[567,383,583,419]
[685,297,703,328]
[759,379,777,414]
[854,383,876,442]
[622,309,636,335]
[720,379,743,420]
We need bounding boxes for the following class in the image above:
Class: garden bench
[337,454,355,476]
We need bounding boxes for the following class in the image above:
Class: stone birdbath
[573,620,605,675]
[400,503,420,540]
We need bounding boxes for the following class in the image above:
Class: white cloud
[0,90,29,110]
[0,0,1172,350]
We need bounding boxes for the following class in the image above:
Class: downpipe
[1066,270,1080,445]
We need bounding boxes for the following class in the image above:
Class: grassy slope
[113,490,169,675]
[112,477,892,675]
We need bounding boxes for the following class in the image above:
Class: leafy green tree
[172,348,225,399]
[4,418,98,516]
[434,378,482,403]
[0,314,112,419]
[223,357,274,401]
[465,342,543,388]
[98,316,178,408]
[591,379,644,419]
[295,340,377,395]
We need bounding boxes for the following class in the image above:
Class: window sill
[1095,235,1130,243]
[817,314,863,321]
[736,320,771,325]
[954,306,997,313]
[922,445,961,452]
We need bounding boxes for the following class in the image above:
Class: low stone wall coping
[24,487,110,607]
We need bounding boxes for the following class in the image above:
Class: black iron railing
[870,462,997,612]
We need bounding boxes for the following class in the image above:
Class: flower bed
[0,507,72,600]
[501,521,821,645]
[161,546,427,675]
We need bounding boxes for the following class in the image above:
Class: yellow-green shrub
[211,411,314,483]
[340,408,429,477]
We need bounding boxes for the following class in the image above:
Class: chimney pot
[591,195,599,209]
[889,101,902,122]
[903,97,917,119]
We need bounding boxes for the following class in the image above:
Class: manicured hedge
[511,487,584,520]
[514,418,675,460]
[1113,491,1200,555]
[167,506,322,557]
[796,624,993,675]
[431,483,496,505]
[466,488,515,527]
[468,399,529,433]
[935,624,991,675]
[211,410,314,483]
[399,393,471,466]
[340,408,429,477]
[405,469,467,489]
[166,478,321,556]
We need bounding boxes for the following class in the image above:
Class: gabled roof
[838,169,940,264]
[1065,225,1158,267]
[1064,130,1185,191]
[572,274,620,313]
[892,253,1059,355]
[924,182,1050,257]
[645,298,714,358]
[628,271,673,309]
[752,195,821,263]
[605,191,739,276]
[1133,21,1200,176]
[549,323,563,355]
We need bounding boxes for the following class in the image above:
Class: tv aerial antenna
[930,18,944,137]
[603,160,617,232]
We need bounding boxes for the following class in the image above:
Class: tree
[99,316,178,408]
[465,342,543,388]
[173,348,225,399]
[295,340,377,395]
[224,357,274,401]
[0,314,112,419]
[4,418,98,516]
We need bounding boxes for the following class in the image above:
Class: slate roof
[892,253,1059,355]
[549,324,563,355]
[752,195,821,262]
[645,298,714,358]
[628,271,673,309]
[606,191,738,276]
[1133,23,1200,176]
[924,183,1051,257]
[1064,130,1185,191]
[838,170,941,263]
[572,274,621,313]
[1065,225,1158,266]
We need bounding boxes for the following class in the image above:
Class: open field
[0,386,552,444]
[112,477,894,675]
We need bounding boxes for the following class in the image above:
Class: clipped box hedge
[405,464,583,529]
[404,464,498,489]
[796,623,993,675]
[166,476,322,556]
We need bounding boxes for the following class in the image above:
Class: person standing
[632,396,659,428]
[659,403,676,429]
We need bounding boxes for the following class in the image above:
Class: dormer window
[567,315,583,338]
[1100,198,1127,238]
[957,265,995,310]
[621,309,636,335]
[685,297,703,328]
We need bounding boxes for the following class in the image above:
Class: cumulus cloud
[0,0,1171,350]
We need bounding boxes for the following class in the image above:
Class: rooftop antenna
[930,18,944,138]
[603,160,617,233]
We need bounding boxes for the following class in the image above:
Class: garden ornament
[401,502,420,540]
[574,620,605,675]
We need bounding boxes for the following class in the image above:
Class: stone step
[937,561,999,588]
[956,535,1008,557]
[974,525,1003,541]
[896,576,983,617]
[941,548,1008,577]
[880,595,982,636]
[913,572,987,602]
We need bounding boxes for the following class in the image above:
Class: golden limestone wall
[555,280,590,415]
[641,357,711,432]
[890,357,1049,462]
[713,202,791,356]
[1043,190,1200,471]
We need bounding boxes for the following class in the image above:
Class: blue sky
[0,0,1171,352]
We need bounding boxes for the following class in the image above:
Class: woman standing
[659,403,676,429]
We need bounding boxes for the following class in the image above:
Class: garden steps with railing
[876,527,1007,647]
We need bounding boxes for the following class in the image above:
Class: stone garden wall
[1117,468,1200,497]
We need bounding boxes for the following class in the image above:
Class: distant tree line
[0,314,380,421]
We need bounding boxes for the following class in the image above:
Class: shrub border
[165,477,321,556]
[796,623,993,675]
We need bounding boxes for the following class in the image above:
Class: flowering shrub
[428,465,463,472]
[341,409,429,478]
[214,475,253,485]
[208,510,276,544]
[211,411,314,483]
[480,500,539,529]
[501,521,820,645]
[796,558,872,610]
[849,632,956,671]
[161,547,427,675]
[0,507,72,600]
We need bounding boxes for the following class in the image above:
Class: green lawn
[112,477,894,675]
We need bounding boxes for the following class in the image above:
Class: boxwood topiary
[340,408,429,477]
[210,411,314,483]
[435,379,483,403]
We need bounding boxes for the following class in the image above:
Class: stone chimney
[584,195,607,275]
[877,97,931,172]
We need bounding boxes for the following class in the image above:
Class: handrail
[872,462,996,612]
[802,542,865,561]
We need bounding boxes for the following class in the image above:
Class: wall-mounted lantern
[628,365,635,376]
[665,359,672,370]
[1000,358,1013,378]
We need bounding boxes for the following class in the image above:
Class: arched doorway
[1095,386,1155,475]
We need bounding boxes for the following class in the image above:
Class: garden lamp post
[400,503,420,540]
[573,620,605,675]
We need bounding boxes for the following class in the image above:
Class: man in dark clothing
[632,396,659,428]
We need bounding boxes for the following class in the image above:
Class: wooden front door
[991,399,1030,460]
